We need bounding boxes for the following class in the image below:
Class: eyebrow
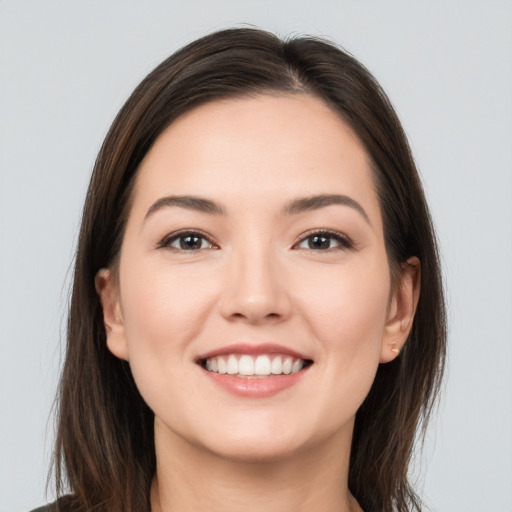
[145,193,370,224]
[145,195,227,218]
[282,194,370,224]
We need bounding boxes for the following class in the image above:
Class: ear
[95,268,129,361]
[380,257,421,363]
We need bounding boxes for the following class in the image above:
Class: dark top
[29,497,70,512]
[29,505,58,512]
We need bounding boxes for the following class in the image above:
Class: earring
[391,342,400,355]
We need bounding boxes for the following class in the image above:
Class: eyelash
[157,230,218,252]
[156,229,354,252]
[294,229,354,252]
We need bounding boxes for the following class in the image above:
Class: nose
[218,244,292,325]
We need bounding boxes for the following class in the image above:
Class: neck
[150,419,362,512]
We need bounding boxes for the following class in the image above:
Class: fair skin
[96,94,420,512]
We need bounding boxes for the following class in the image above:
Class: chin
[205,437,307,464]
[193,420,336,464]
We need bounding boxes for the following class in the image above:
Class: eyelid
[292,229,354,251]
[156,229,219,251]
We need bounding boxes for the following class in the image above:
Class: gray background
[1,1,511,511]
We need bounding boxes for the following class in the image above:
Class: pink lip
[200,365,311,398]
[196,343,313,398]
[197,343,311,361]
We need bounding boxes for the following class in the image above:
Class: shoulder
[28,496,73,512]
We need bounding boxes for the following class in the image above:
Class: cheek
[295,257,390,365]
[118,259,216,369]
[116,259,220,421]
[121,254,211,322]
[295,259,391,427]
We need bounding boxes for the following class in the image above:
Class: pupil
[309,235,330,249]
[180,235,201,250]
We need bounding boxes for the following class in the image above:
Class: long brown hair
[53,27,446,512]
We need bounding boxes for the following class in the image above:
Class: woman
[36,27,446,512]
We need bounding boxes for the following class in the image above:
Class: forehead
[132,94,381,224]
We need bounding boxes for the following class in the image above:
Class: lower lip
[201,367,310,398]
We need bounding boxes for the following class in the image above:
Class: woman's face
[98,94,415,461]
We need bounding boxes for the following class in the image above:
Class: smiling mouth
[199,354,313,378]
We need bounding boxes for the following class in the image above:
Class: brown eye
[308,234,332,250]
[177,234,204,250]
[159,231,216,251]
[295,230,353,251]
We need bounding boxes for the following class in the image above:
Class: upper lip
[196,343,313,362]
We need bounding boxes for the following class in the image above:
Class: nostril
[228,311,282,322]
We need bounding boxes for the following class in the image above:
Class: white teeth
[238,355,255,376]
[254,355,271,375]
[271,356,283,374]
[282,357,292,375]
[291,359,302,373]
[218,356,227,374]
[227,354,238,375]
[204,354,306,377]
